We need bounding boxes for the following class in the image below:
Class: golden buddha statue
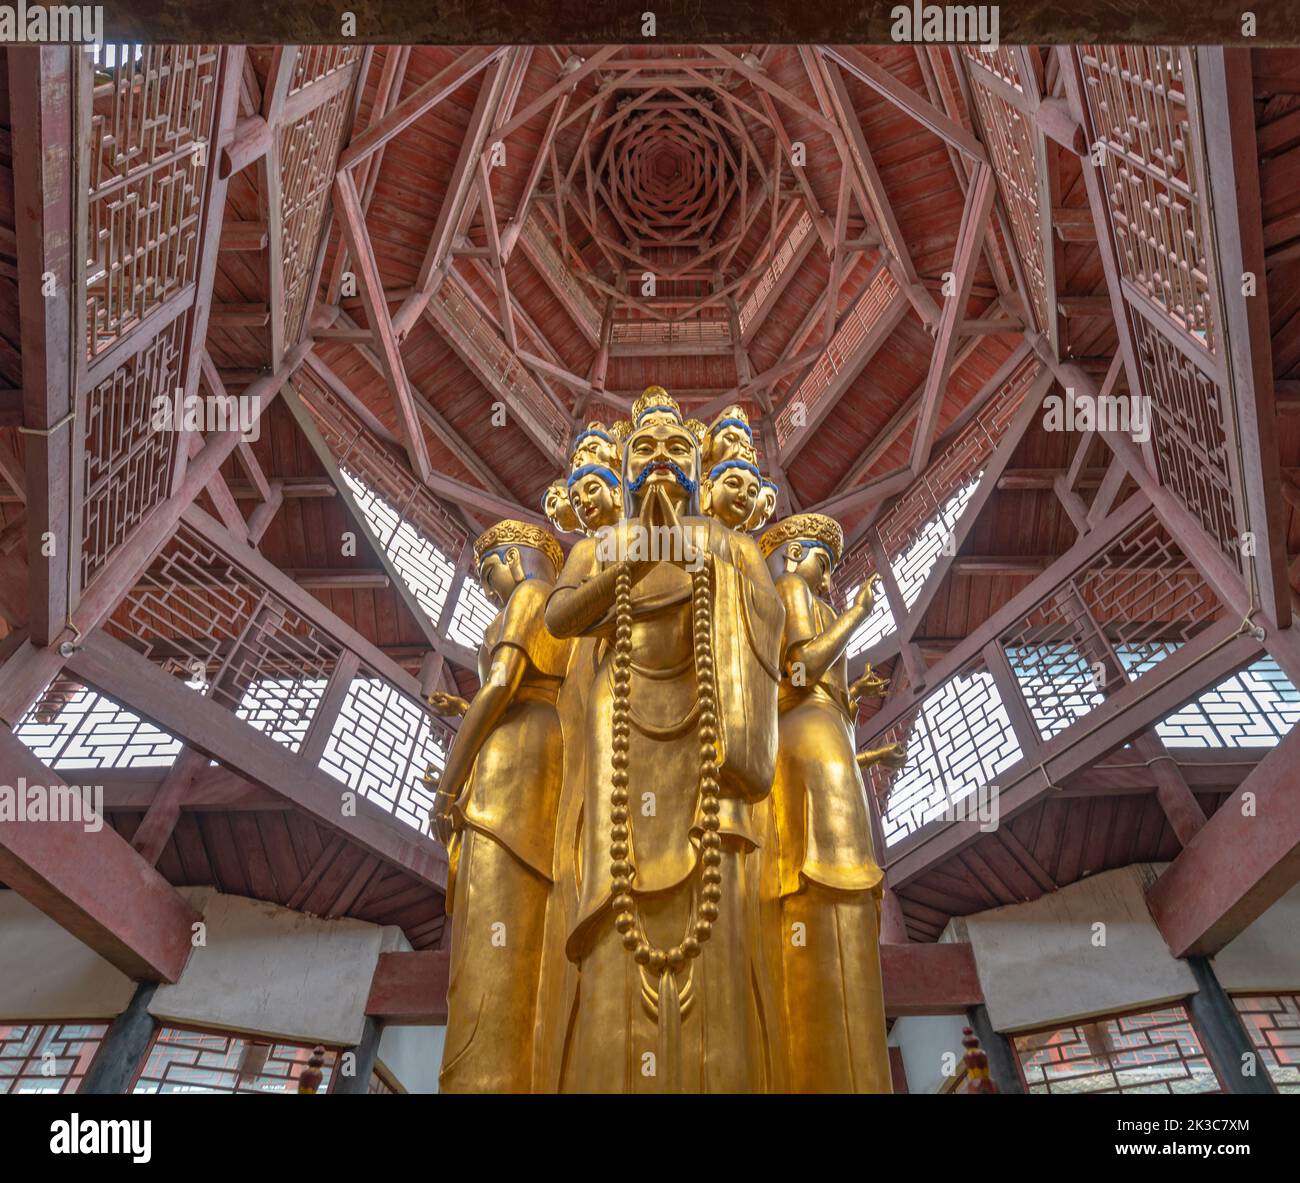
[757,512,896,1094]
[436,385,896,1095]
[544,390,785,1093]
[428,521,571,1092]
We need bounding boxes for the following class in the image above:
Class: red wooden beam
[1146,723,1300,957]
[365,949,451,1024]
[361,941,980,1024]
[65,629,449,893]
[10,48,76,646]
[822,45,989,165]
[881,941,984,1016]
[0,724,200,981]
[910,164,997,470]
[332,170,432,482]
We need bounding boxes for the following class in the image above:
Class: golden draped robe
[761,572,891,1094]
[439,577,571,1093]
[549,517,785,1093]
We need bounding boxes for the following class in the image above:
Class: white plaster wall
[0,890,136,1020]
[148,889,386,1047]
[1212,881,1300,992]
[377,1023,445,1093]
[962,865,1199,1033]
[888,1014,970,1093]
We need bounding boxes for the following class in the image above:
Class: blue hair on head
[761,478,779,492]
[571,428,613,452]
[634,404,680,425]
[797,539,837,568]
[707,459,762,482]
[478,546,511,573]
[567,463,621,490]
[626,460,698,496]
[713,416,753,439]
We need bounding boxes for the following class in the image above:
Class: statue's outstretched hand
[853,574,881,614]
[848,667,890,709]
[427,691,470,718]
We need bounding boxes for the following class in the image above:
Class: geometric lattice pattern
[839,355,1040,614]
[1013,1003,1220,1094]
[1132,312,1244,571]
[86,46,219,356]
[14,680,183,769]
[339,469,458,625]
[106,522,344,753]
[774,267,898,446]
[520,213,602,341]
[1001,509,1222,740]
[1078,46,1214,347]
[131,1027,338,1094]
[1156,656,1300,748]
[864,659,1024,845]
[80,316,186,590]
[963,50,1051,335]
[295,368,468,558]
[431,276,570,455]
[319,673,451,835]
[1232,994,1300,1093]
[279,80,355,344]
[446,574,497,651]
[288,46,363,95]
[739,205,813,334]
[0,1022,109,1094]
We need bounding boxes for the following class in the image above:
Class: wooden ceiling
[2,43,1299,968]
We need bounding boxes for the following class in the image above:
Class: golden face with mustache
[623,421,700,515]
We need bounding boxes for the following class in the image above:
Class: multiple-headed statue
[427,386,902,1093]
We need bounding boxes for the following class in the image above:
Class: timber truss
[0,43,1298,1011]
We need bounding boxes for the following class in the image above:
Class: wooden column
[79,983,160,1095]
[1185,956,1275,1094]
[331,1016,384,1094]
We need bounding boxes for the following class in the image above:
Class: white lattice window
[15,683,183,769]
[318,675,448,834]
[447,576,497,651]
[340,469,457,624]
[893,473,982,609]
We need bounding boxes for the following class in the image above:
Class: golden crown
[631,386,681,424]
[758,513,844,565]
[473,520,565,575]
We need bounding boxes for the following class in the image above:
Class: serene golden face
[706,423,757,469]
[543,480,580,533]
[625,423,698,509]
[571,433,617,473]
[705,467,761,529]
[746,484,778,531]
[478,550,515,607]
[787,541,832,598]
[570,473,620,532]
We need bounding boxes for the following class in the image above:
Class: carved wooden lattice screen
[839,355,1042,659]
[773,266,898,447]
[277,51,363,345]
[861,505,1226,846]
[429,274,570,455]
[1073,46,1249,577]
[292,368,468,561]
[959,46,1055,342]
[77,47,231,600]
[519,212,603,342]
